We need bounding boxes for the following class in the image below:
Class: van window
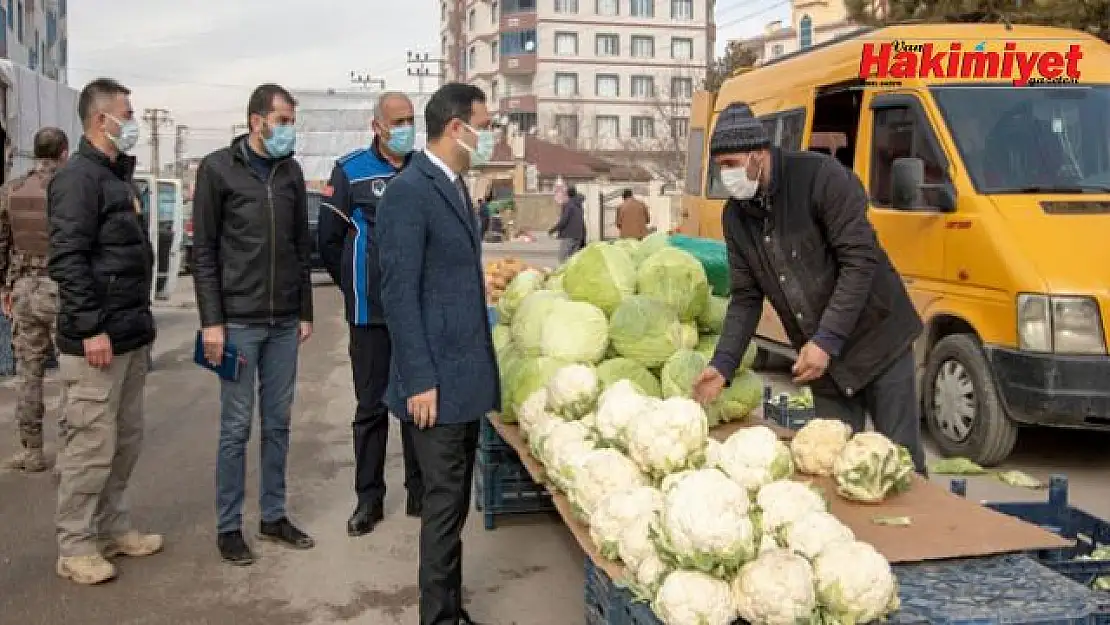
[870,106,947,209]
[685,128,705,195]
[156,182,176,222]
[779,111,805,150]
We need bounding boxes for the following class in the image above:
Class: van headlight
[1017,294,1106,355]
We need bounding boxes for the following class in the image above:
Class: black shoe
[406,490,423,518]
[217,530,254,566]
[259,517,315,550]
[347,502,384,537]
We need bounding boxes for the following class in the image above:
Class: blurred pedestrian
[549,185,585,262]
[614,187,651,239]
[50,78,162,585]
[0,126,69,473]
[192,83,316,566]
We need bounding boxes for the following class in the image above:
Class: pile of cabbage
[516,366,901,625]
[493,234,763,426]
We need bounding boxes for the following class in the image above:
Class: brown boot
[101,531,164,558]
[1,448,48,473]
[56,554,117,585]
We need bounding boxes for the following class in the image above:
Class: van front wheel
[923,334,1018,467]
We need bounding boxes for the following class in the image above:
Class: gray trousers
[558,238,583,263]
[813,349,927,474]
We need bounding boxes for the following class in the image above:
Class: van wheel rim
[933,359,976,443]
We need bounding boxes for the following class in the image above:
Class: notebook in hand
[193,331,245,382]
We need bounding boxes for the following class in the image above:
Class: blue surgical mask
[105,114,141,153]
[263,123,296,158]
[386,125,415,155]
[457,124,496,167]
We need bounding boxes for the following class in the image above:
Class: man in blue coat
[376,82,498,625]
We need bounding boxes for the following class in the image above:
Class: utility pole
[173,125,189,178]
[349,71,385,90]
[406,51,444,94]
[142,108,173,175]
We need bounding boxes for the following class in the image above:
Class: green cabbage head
[636,247,710,322]
[492,325,512,355]
[635,231,671,264]
[694,334,719,359]
[661,350,709,399]
[596,358,662,398]
[511,289,567,356]
[540,299,610,364]
[496,269,545,323]
[609,296,689,368]
[698,294,728,334]
[707,369,763,424]
[611,238,641,260]
[504,356,569,422]
[562,242,637,314]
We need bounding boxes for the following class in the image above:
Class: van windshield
[932,85,1110,194]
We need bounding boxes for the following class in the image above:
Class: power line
[717,0,791,30]
[406,51,445,95]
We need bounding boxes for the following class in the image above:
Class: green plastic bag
[668,234,730,298]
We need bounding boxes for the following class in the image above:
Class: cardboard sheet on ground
[488,415,1070,566]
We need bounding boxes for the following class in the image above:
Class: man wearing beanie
[692,102,927,474]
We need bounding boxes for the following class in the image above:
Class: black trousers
[812,348,928,474]
[412,421,480,625]
[350,324,422,505]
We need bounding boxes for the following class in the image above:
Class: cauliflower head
[791,418,852,476]
[527,417,561,460]
[518,388,555,441]
[813,540,900,623]
[545,364,599,419]
[731,549,818,625]
[627,551,670,602]
[755,479,827,532]
[566,448,648,522]
[625,397,709,481]
[833,432,915,503]
[654,570,738,625]
[652,468,757,578]
[539,420,596,491]
[590,486,663,562]
[715,426,794,493]
[594,379,659,448]
[776,510,854,560]
[704,437,722,467]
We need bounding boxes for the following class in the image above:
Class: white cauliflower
[594,380,659,448]
[545,364,599,419]
[791,418,852,476]
[652,468,758,579]
[590,486,663,562]
[714,426,794,493]
[755,479,827,532]
[731,549,818,625]
[539,420,596,491]
[777,510,854,560]
[705,437,722,466]
[527,417,561,460]
[813,540,900,623]
[518,388,555,441]
[627,551,670,601]
[833,432,915,503]
[566,448,648,522]
[654,570,738,625]
[624,397,709,481]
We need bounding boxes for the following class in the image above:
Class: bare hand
[83,333,113,369]
[298,321,313,343]
[202,325,226,367]
[792,341,830,384]
[0,291,11,317]
[408,388,439,429]
[692,366,727,405]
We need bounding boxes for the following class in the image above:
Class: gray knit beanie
[710,102,770,156]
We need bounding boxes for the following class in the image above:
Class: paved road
[1,240,1107,625]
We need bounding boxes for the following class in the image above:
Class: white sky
[67,0,788,169]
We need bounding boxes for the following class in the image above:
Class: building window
[670,0,693,19]
[632,116,655,139]
[16,0,22,43]
[492,0,499,21]
[671,117,690,139]
[671,37,694,60]
[630,35,654,58]
[595,74,620,98]
[441,1,446,20]
[555,114,579,138]
[555,31,578,56]
[595,34,619,57]
[799,15,813,49]
[670,76,693,99]
[596,115,620,139]
[468,8,475,30]
[59,0,65,18]
[772,43,785,57]
[554,72,579,96]
[631,75,655,98]
[490,41,498,63]
[491,79,499,102]
[596,0,618,16]
[501,29,537,55]
[503,0,536,12]
[468,46,477,72]
[554,0,578,12]
[6,0,11,27]
[630,0,654,17]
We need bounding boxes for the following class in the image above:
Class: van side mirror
[891,157,955,212]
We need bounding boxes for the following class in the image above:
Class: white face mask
[720,159,761,200]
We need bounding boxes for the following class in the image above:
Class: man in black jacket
[192,83,315,565]
[692,102,926,472]
[49,78,163,585]
[549,185,585,262]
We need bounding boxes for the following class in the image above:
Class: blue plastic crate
[762,386,816,430]
[585,559,629,625]
[473,437,554,530]
[479,413,512,454]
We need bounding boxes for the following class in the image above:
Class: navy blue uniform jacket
[375,151,500,425]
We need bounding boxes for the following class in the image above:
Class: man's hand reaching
[202,325,226,367]
[409,388,439,429]
[692,366,726,405]
[792,341,830,384]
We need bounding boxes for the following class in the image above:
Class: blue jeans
[216,320,299,534]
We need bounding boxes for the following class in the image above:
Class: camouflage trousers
[11,275,67,450]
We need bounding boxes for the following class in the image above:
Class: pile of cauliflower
[515,365,903,625]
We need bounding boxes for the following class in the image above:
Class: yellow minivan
[680,23,1110,465]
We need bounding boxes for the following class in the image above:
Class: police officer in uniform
[319,92,423,536]
[0,127,69,473]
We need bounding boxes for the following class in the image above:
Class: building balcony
[500,12,537,30]
[500,54,537,75]
[499,95,537,113]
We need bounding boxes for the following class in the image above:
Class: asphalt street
[0,238,1107,625]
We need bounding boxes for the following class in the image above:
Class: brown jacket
[0,162,57,293]
[615,197,651,239]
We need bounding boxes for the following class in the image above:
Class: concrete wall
[514,193,562,232]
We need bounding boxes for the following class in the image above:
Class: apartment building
[0,0,67,82]
[441,0,712,154]
[744,0,884,64]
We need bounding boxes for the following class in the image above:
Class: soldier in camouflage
[0,127,69,473]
